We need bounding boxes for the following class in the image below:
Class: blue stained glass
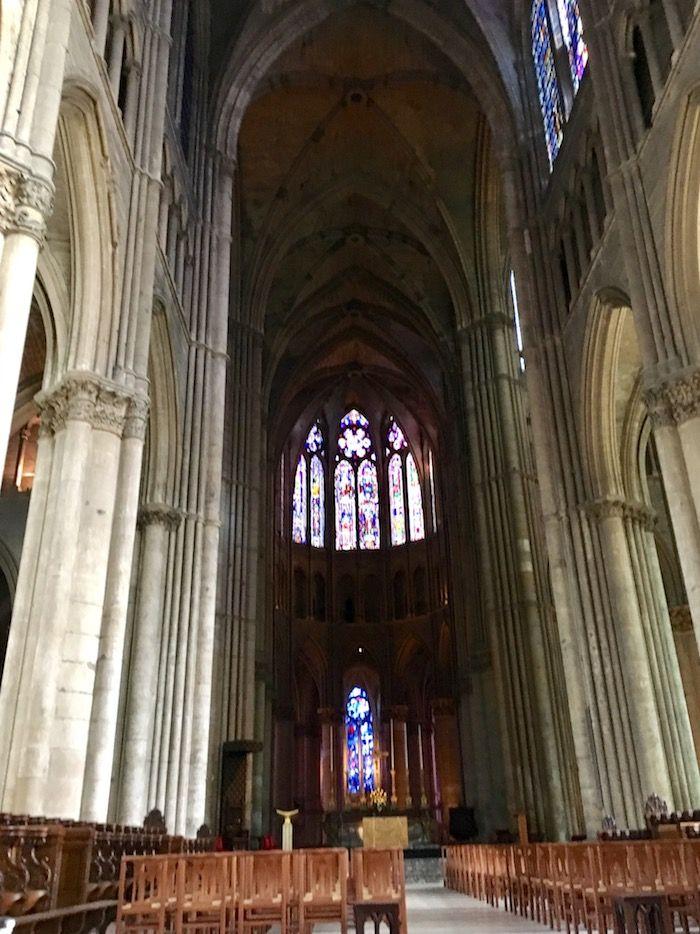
[335,460,357,551]
[358,460,380,550]
[346,686,375,795]
[310,454,325,548]
[406,454,425,542]
[292,456,307,544]
[556,0,588,92]
[532,0,565,166]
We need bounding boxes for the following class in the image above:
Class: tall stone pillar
[0,0,73,469]
[118,504,182,824]
[0,374,142,817]
[432,698,462,826]
[390,707,411,809]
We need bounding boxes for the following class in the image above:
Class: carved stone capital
[582,497,657,530]
[123,395,150,440]
[645,367,700,427]
[36,373,133,437]
[137,503,182,532]
[582,497,626,521]
[0,164,54,242]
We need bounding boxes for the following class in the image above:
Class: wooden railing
[443,841,700,932]
[0,812,215,930]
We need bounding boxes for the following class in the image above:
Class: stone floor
[315,883,551,931]
[404,884,550,932]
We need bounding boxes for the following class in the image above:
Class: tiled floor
[405,884,550,932]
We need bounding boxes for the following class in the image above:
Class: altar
[361,815,409,849]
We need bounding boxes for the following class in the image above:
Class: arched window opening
[393,570,407,619]
[406,454,425,542]
[345,686,375,795]
[313,573,326,621]
[310,455,325,548]
[388,453,406,546]
[335,460,357,551]
[387,418,426,544]
[632,26,655,129]
[292,422,326,548]
[358,460,380,550]
[292,456,307,545]
[531,0,589,168]
[531,0,566,166]
[294,568,307,619]
[509,271,526,372]
[335,410,378,551]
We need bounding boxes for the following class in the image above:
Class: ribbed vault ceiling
[222,0,511,446]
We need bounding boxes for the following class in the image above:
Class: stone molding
[581,497,657,531]
[0,163,54,242]
[645,368,700,427]
[137,503,182,532]
[36,373,144,438]
[123,395,150,440]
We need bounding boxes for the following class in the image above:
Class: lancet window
[345,686,375,795]
[531,0,589,167]
[292,422,325,547]
[335,410,380,551]
[386,418,425,545]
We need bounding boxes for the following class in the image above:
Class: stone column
[0,171,53,468]
[0,374,138,817]
[81,397,149,821]
[432,699,463,826]
[118,504,182,824]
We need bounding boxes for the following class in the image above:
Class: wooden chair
[351,848,406,934]
[175,853,235,934]
[294,847,348,933]
[237,850,292,933]
[117,855,177,933]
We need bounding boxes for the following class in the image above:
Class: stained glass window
[310,454,325,548]
[292,456,307,544]
[556,0,588,92]
[531,0,565,166]
[335,460,357,551]
[389,453,406,546]
[387,419,407,452]
[346,686,375,795]
[338,409,372,460]
[406,454,425,541]
[305,423,324,454]
[358,460,380,550]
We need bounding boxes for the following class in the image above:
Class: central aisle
[405,885,552,933]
